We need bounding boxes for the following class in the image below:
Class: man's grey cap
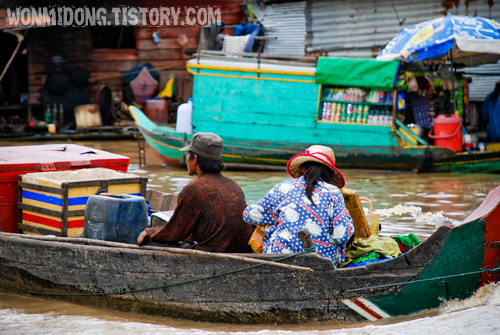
[180,132,223,161]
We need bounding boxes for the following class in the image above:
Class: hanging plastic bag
[408,75,418,92]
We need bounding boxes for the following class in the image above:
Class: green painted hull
[427,149,500,173]
[368,219,484,315]
[131,106,500,173]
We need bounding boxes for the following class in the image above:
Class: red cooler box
[0,144,130,233]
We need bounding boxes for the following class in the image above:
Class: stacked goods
[319,86,393,125]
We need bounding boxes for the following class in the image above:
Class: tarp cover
[315,57,400,91]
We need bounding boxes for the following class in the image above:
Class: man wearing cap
[137,132,254,253]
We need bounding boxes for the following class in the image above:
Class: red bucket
[429,114,463,152]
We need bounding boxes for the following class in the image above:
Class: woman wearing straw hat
[243,145,354,267]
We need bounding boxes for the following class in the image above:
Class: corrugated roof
[262,1,307,55]
[459,61,500,102]
[308,0,500,57]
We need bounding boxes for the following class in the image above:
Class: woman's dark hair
[189,151,225,173]
[302,161,332,206]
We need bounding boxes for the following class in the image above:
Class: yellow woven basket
[359,197,380,236]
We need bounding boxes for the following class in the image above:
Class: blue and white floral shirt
[243,176,354,266]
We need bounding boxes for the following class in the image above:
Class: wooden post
[341,188,371,239]
[140,177,147,198]
[392,89,397,133]
[61,183,69,237]
[17,176,22,233]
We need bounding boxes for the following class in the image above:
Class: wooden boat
[129,56,500,173]
[1,185,499,324]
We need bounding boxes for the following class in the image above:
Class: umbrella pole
[449,50,457,113]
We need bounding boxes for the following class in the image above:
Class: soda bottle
[347,104,353,122]
[52,103,58,125]
[341,104,346,122]
[45,104,52,123]
[384,110,389,125]
[59,103,64,126]
[363,105,370,123]
[387,110,393,125]
[331,102,337,122]
[321,102,327,120]
[379,91,386,104]
[362,105,370,123]
[356,105,363,123]
[373,109,379,125]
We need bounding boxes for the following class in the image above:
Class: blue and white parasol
[377,14,500,63]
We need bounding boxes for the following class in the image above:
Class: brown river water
[1,139,500,334]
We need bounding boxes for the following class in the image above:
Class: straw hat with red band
[286,145,346,189]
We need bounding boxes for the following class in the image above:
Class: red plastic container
[429,114,463,152]
[0,144,130,233]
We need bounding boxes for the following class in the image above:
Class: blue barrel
[84,194,148,244]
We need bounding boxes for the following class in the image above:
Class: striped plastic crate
[18,168,147,237]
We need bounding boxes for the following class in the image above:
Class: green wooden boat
[1,185,499,324]
[130,56,500,173]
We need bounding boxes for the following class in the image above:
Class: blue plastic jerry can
[84,194,149,244]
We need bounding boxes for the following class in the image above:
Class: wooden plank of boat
[1,185,499,324]
[0,233,313,272]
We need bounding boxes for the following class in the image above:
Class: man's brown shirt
[144,173,253,253]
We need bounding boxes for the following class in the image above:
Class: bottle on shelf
[59,103,64,126]
[340,104,346,122]
[387,110,393,125]
[351,105,358,123]
[347,104,353,123]
[363,105,370,124]
[373,109,379,125]
[321,102,327,120]
[331,102,337,122]
[336,104,342,122]
[356,105,363,123]
[52,103,58,125]
[378,91,386,104]
[45,104,52,123]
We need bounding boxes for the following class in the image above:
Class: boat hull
[132,108,500,173]
[136,121,457,172]
[1,185,499,325]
